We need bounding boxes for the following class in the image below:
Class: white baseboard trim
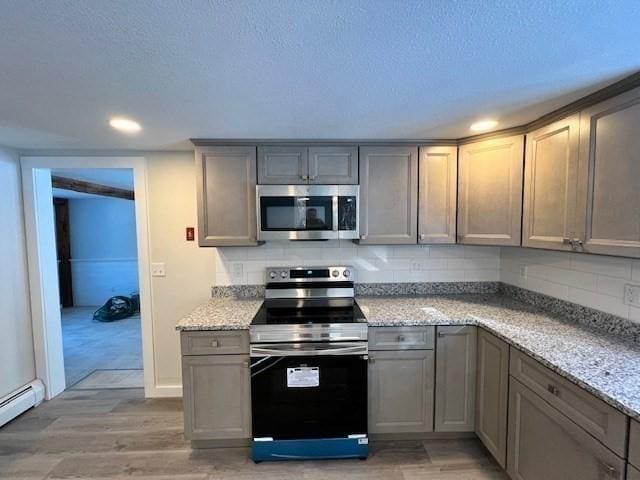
[146,384,183,398]
[0,379,45,427]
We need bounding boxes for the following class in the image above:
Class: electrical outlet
[624,284,640,307]
[519,265,528,280]
[231,263,244,281]
[410,260,424,271]
[151,262,166,277]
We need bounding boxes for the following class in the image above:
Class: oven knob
[280,271,288,279]
[343,269,351,278]
[332,269,339,278]
[269,271,277,279]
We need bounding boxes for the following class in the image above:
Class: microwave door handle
[332,195,339,231]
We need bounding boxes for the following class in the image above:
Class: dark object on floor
[93,296,134,322]
[130,292,140,313]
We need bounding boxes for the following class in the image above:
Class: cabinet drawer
[369,326,435,350]
[510,348,628,457]
[181,330,249,355]
[631,420,640,469]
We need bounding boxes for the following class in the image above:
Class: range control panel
[265,266,353,283]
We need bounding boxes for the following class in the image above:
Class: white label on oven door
[287,367,319,388]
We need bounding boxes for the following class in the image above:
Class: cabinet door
[576,87,640,258]
[308,146,358,184]
[434,326,477,432]
[182,354,251,440]
[629,464,640,480]
[368,350,434,434]
[458,135,524,246]
[196,146,258,246]
[631,420,640,470]
[359,146,418,244]
[507,378,625,480]
[475,329,509,468]
[257,145,308,184]
[523,116,580,251]
[418,146,457,244]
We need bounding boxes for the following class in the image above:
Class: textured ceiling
[1,0,639,150]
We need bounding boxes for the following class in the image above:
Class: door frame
[21,156,156,399]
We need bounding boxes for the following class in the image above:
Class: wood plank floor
[0,388,508,479]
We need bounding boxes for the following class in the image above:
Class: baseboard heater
[0,380,45,427]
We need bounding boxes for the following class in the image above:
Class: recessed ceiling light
[109,117,141,134]
[470,119,498,132]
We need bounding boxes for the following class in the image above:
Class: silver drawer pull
[437,331,446,338]
[600,462,617,477]
[397,335,406,342]
[547,384,560,396]
[211,340,219,347]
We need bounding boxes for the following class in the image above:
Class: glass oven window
[260,196,333,231]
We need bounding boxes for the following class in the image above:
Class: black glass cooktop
[251,300,366,325]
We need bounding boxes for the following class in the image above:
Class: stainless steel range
[249,266,368,462]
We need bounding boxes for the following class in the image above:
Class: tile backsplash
[214,241,500,286]
[501,247,640,322]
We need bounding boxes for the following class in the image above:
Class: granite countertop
[176,297,262,331]
[176,293,640,421]
[358,294,640,421]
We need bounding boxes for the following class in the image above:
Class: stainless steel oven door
[256,185,358,240]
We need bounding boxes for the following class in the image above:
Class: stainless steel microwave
[256,185,359,240]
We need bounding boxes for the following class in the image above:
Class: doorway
[21,156,155,400]
[51,168,143,390]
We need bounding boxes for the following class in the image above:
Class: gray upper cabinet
[368,349,434,434]
[258,145,358,184]
[181,353,251,441]
[359,146,418,244]
[418,146,457,244]
[308,146,358,184]
[196,146,258,246]
[475,329,509,468]
[575,86,640,258]
[507,378,625,480]
[258,145,308,184]
[457,135,524,246]
[523,115,580,251]
[434,326,477,432]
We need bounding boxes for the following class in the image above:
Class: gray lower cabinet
[368,349,435,434]
[629,464,640,480]
[195,146,258,246]
[434,326,477,432]
[181,353,251,441]
[507,378,625,480]
[475,329,509,468]
[359,146,418,244]
[630,420,640,470]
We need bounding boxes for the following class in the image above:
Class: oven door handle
[250,342,368,357]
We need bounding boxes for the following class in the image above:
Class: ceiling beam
[51,176,134,200]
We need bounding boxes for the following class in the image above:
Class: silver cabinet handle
[562,238,571,245]
[419,234,426,241]
[397,335,406,342]
[243,360,249,368]
[210,340,219,347]
[437,331,447,338]
[360,234,367,240]
[547,384,560,396]
[599,462,617,477]
[301,174,309,180]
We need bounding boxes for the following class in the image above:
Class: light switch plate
[624,284,640,307]
[410,260,424,271]
[151,262,166,277]
[231,263,244,281]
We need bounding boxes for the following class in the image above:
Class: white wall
[0,146,36,398]
[146,152,217,390]
[67,196,138,305]
[215,243,501,285]
[501,247,640,321]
